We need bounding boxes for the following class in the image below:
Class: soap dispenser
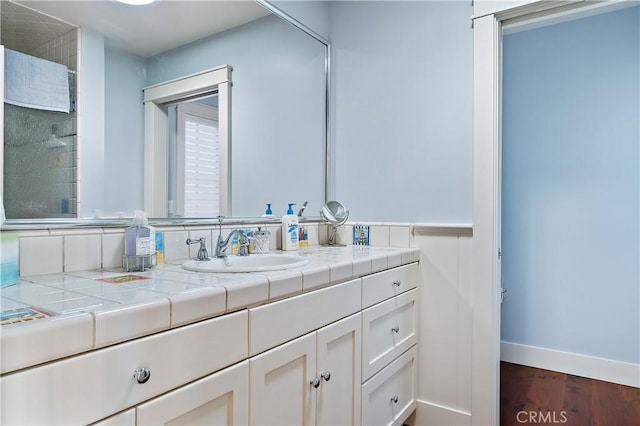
[262,203,274,218]
[123,210,156,271]
[281,203,299,251]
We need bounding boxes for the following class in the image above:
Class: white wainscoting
[501,341,640,388]
[412,225,473,426]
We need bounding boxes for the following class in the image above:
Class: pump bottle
[281,203,299,251]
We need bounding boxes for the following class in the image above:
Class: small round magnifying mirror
[320,201,349,246]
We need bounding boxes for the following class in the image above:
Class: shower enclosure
[2,1,78,218]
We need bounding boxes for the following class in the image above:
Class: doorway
[499,1,639,381]
[472,2,639,424]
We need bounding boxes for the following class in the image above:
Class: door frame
[470,1,628,424]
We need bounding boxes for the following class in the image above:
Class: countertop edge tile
[221,277,269,311]
[352,258,372,277]
[0,312,94,374]
[387,252,403,268]
[169,287,226,327]
[265,271,303,302]
[328,261,353,284]
[92,299,171,349]
[370,253,389,273]
[301,264,331,292]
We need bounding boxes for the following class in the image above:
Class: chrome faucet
[186,237,210,261]
[214,216,250,258]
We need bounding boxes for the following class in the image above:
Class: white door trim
[470,1,621,424]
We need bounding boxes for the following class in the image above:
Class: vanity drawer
[249,278,361,356]
[361,345,417,426]
[362,263,419,308]
[0,310,248,426]
[362,289,418,380]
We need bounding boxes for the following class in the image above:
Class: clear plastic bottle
[124,211,156,270]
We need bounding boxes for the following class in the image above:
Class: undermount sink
[181,253,309,273]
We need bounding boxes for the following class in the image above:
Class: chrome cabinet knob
[310,377,320,388]
[320,371,331,381]
[133,367,151,384]
[391,325,400,333]
[393,280,401,287]
[390,395,399,404]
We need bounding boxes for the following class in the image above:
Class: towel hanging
[4,48,70,113]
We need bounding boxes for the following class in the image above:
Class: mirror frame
[0,0,331,229]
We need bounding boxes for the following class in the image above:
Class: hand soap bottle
[281,203,299,251]
[123,210,156,271]
[261,203,274,218]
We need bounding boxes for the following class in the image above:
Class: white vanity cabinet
[1,249,421,426]
[249,313,362,426]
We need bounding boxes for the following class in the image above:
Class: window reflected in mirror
[168,94,221,218]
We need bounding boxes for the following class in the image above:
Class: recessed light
[115,0,157,5]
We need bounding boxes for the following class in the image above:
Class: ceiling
[2,0,271,58]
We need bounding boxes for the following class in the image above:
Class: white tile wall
[390,226,411,248]
[20,236,64,276]
[30,29,78,71]
[102,232,125,269]
[8,222,414,278]
[64,234,102,272]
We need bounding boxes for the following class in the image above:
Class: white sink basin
[181,253,309,273]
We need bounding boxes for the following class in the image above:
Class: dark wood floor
[501,362,640,426]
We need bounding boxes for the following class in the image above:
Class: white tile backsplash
[163,230,189,261]
[389,226,411,248]
[64,234,102,272]
[20,236,64,276]
[102,233,124,269]
[370,226,390,247]
[7,221,413,281]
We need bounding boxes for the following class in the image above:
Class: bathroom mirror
[1,0,328,223]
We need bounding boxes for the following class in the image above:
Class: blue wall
[501,6,640,364]
[329,1,473,222]
[104,46,146,214]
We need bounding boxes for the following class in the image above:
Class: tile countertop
[0,245,420,375]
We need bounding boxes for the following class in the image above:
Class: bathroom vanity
[0,244,420,426]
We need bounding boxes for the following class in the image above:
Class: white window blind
[178,105,220,217]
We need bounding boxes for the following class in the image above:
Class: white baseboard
[501,341,640,388]
[414,400,471,426]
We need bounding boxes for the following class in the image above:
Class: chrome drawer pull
[391,325,400,333]
[321,371,331,381]
[393,280,401,287]
[133,367,151,384]
[310,377,321,388]
[390,395,399,403]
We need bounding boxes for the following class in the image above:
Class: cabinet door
[316,313,362,426]
[136,361,248,425]
[249,332,316,425]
